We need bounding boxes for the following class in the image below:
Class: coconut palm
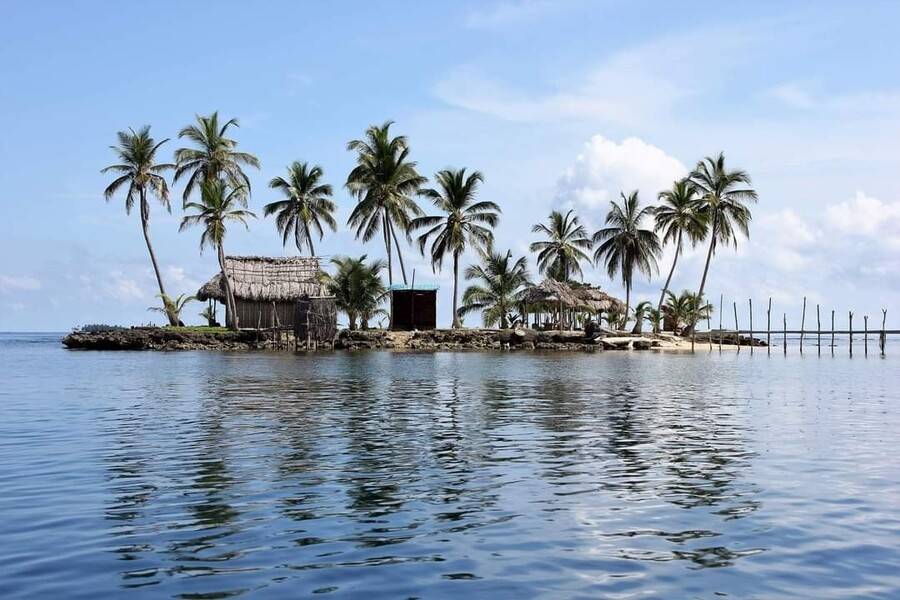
[689,153,758,317]
[593,191,661,329]
[653,179,707,313]
[458,247,530,329]
[179,180,256,330]
[346,121,425,286]
[529,210,593,282]
[173,111,260,205]
[664,290,713,335]
[199,304,219,327]
[631,300,653,334]
[326,255,388,330]
[408,168,500,328]
[102,126,179,326]
[263,161,336,256]
[148,293,195,326]
[646,307,663,334]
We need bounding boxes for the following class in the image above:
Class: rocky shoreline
[63,326,762,352]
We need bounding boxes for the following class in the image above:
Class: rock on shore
[62,327,273,351]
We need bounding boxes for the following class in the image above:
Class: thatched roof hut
[522,279,624,313]
[196,256,327,303]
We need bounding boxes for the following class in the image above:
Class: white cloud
[434,26,758,126]
[0,275,42,293]
[556,135,686,212]
[824,191,900,235]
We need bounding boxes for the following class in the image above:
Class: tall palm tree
[593,191,661,329]
[408,168,500,328]
[326,255,387,330]
[173,111,260,205]
[102,126,179,326]
[346,121,426,286]
[689,153,758,319]
[264,161,336,256]
[179,180,256,330]
[458,247,530,329]
[653,179,707,314]
[529,209,593,281]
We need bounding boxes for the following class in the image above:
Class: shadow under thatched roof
[196,256,327,303]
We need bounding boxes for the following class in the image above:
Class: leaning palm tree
[530,210,593,282]
[264,161,337,256]
[173,111,260,205]
[653,178,707,313]
[458,246,530,329]
[102,126,179,326]
[179,180,256,330]
[408,168,500,328]
[689,153,758,318]
[346,121,426,286]
[593,191,661,329]
[631,300,653,334]
[326,255,387,330]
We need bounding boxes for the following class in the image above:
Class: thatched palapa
[522,279,624,312]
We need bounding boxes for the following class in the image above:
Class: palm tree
[326,255,388,330]
[593,191,661,329]
[199,304,219,327]
[148,293,195,326]
[102,126,179,326]
[529,209,593,281]
[346,121,425,286]
[646,307,663,334]
[631,300,653,334]
[408,168,500,328]
[653,179,707,314]
[689,153,758,319]
[458,247,530,329]
[173,111,260,205]
[664,290,713,335]
[179,180,256,330]
[264,161,336,256]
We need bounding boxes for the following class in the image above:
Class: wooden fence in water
[691,295,893,356]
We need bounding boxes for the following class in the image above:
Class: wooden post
[850,311,856,355]
[719,294,724,352]
[733,301,740,353]
[749,298,754,355]
[816,304,821,356]
[864,315,868,356]
[831,310,835,354]
[881,309,887,356]
[783,313,787,356]
[800,297,806,354]
[767,298,772,355]
[707,313,713,351]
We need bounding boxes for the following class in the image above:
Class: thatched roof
[196,256,327,302]
[521,279,624,312]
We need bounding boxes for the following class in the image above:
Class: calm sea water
[1,333,899,599]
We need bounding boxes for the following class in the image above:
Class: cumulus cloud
[556,135,686,212]
[824,191,900,236]
[0,275,42,293]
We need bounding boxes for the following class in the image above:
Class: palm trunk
[623,283,631,331]
[694,217,718,329]
[657,231,682,315]
[388,219,408,285]
[218,243,239,330]
[383,217,393,329]
[139,190,177,326]
[306,223,316,257]
[451,252,461,328]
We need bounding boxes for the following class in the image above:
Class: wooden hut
[196,256,334,332]
[390,283,438,330]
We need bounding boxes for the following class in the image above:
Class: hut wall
[391,290,437,330]
[235,299,296,329]
[295,297,338,342]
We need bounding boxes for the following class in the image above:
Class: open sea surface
[1,332,898,599]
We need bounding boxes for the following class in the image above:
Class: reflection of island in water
[99,351,771,596]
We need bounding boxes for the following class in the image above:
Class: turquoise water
[1,333,899,598]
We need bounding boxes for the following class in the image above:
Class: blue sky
[2,1,899,330]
